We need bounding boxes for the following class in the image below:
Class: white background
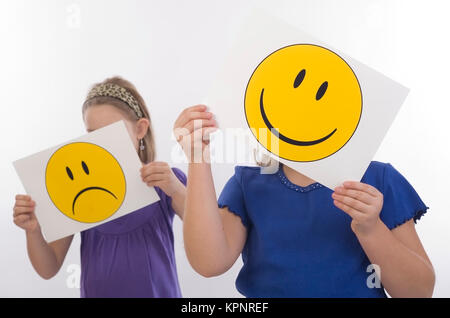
[0,0,448,297]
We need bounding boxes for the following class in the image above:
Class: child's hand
[173,105,217,163]
[140,162,185,197]
[332,182,384,236]
[13,195,40,233]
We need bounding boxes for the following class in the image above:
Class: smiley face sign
[245,44,363,162]
[45,142,126,223]
[206,10,409,189]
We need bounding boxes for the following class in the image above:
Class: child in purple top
[80,171,185,297]
[13,77,186,298]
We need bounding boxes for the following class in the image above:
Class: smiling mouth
[72,187,117,214]
[259,88,337,146]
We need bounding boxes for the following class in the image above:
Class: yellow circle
[45,142,126,223]
[245,44,362,162]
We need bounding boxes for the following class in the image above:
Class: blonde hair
[253,148,273,167]
[82,76,155,163]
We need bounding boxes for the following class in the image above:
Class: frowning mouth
[72,187,117,214]
[259,88,337,146]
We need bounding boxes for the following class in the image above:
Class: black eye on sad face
[66,161,90,181]
[293,69,328,101]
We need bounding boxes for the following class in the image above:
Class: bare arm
[333,182,435,297]
[174,105,247,276]
[170,186,186,219]
[184,162,246,276]
[356,219,435,297]
[26,229,74,279]
[14,195,74,279]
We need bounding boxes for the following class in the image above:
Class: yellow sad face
[45,142,126,223]
[245,44,362,162]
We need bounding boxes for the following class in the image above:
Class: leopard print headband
[85,83,144,118]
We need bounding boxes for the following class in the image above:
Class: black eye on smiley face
[65,161,89,180]
[293,69,328,101]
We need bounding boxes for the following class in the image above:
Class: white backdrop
[0,0,449,297]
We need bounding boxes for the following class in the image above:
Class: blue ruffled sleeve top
[218,161,428,297]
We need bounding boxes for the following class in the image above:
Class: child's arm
[174,105,247,277]
[185,163,247,276]
[332,182,435,297]
[14,195,73,279]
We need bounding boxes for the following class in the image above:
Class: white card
[13,120,160,242]
[207,10,409,189]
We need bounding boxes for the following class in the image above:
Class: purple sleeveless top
[79,168,186,298]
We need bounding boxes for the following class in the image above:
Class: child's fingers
[143,173,166,183]
[175,112,213,130]
[13,206,35,217]
[173,119,216,142]
[179,111,213,128]
[342,181,380,197]
[142,161,170,170]
[183,119,216,134]
[333,200,364,220]
[146,161,169,166]
[332,193,369,212]
[180,126,218,144]
[141,171,169,181]
[15,199,35,208]
[333,187,374,205]
[181,105,207,116]
[185,126,218,143]
[14,214,31,224]
[175,106,210,128]
[15,194,31,201]
[141,165,169,176]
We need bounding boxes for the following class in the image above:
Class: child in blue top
[174,105,435,298]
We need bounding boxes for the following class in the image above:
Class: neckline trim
[276,165,323,193]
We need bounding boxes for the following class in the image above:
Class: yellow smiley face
[45,142,126,223]
[245,44,362,162]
